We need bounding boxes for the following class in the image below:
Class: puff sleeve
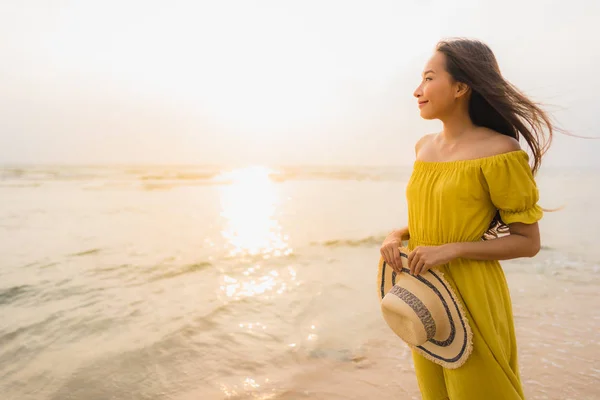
[481,150,543,225]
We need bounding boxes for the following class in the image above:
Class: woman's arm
[387,226,410,242]
[452,222,541,260]
[408,222,540,275]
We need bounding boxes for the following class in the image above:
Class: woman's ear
[455,82,471,99]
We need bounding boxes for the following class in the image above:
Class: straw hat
[376,247,473,369]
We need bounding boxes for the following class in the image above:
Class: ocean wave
[312,235,387,248]
[0,285,33,306]
[70,248,102,257]
[149,262,213,281]
[271,167,407,182]
[0,182,42,188]
[0,313,59,349]
[139,172,216,181]
[1,165,410,186]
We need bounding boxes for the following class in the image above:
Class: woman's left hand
[408,244,459,275]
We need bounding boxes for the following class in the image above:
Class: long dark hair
[435,38,555,239]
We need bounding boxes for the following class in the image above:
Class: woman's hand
[380,227,409,273]
[407,244,458,275]
[380,228,408,273]
[380,237,403,273]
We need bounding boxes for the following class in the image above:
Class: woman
[380,38,553,399]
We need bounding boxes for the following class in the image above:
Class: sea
[0,163,598,400]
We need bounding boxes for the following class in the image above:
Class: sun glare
[217,166,291,259]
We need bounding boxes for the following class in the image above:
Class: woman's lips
[418,101,429,108]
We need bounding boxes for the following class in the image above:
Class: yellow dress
[406,150,543,400]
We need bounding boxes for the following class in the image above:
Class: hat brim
[377,251,473,369]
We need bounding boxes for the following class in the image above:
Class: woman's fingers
[388,248,401,273]
[392,246,403,272]
[381,246,394,270]
[382,245,430,275]
[380,242,397,272]
[414,259,426,276]
[380,245,390,263]
[408,250,416,274]
[380,241,409,273]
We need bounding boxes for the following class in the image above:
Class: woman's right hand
[380,235,404,273]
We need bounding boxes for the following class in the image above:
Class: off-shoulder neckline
[413,149,528,168]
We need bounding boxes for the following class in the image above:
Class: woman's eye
[425,77,432,81]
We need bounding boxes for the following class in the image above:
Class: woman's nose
[413,85,422,98]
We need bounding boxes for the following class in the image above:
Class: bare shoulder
[415,133,437,156]
[476,128,521,157]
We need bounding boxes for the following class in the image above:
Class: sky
[0,0,599,168]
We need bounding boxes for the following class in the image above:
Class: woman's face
[413,51,458,120]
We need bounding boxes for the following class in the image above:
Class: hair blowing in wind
[435,38,561,238]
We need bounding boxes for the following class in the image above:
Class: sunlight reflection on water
[217,166,295,301]
[218,166,291,258]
